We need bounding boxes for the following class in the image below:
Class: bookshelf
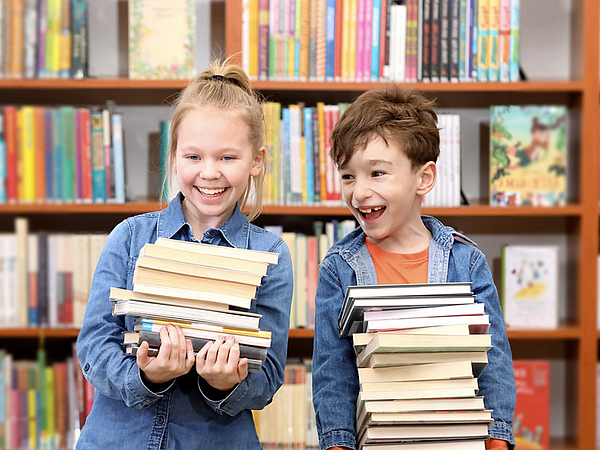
[0,0,598,449]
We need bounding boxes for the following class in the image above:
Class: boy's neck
[366,219,432,254]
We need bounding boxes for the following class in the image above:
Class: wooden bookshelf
[1,0,599,448]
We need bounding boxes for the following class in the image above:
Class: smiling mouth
[357,206,386,220]
[196,187,228,196]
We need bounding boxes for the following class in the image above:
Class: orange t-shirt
[365,239,429,284]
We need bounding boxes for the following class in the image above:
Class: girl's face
[175,107,264,237]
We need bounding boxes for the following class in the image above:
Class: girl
[76,60,293,449]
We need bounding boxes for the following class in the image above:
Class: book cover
[70,0,88,78]
[501,244,559,329]
[89,111,106,203]
[512,359,550,449]
[128,0,196,79]
[490,105,568,206]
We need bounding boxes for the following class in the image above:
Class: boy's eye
[340,173,354,180]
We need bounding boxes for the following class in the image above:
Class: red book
[34,107,47,202]
[80,108,93,202]
[379,0,388,80]
[513,360,550,449]
[4,106,18,203]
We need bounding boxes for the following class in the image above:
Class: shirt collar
[157,192,250,248]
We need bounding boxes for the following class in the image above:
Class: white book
[502,244,559,329]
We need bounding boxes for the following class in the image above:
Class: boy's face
[338,136,431,249]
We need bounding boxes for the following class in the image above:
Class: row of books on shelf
[0,345,94,450]
[243,0,520,83]
[0,217,108,328]
[0,104,125,204]
[1,0,88,80]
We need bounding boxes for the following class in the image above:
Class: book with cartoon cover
[490,105,567,206]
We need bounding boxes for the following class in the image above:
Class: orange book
[513,360,550,449]
[4,106,19,203]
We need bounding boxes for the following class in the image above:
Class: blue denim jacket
[76,193,293,449]
[312,215,516,450]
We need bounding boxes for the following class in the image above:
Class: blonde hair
[164,59,265,222]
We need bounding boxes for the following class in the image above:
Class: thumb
[136,340,153,369]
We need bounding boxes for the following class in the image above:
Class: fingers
[196,336,241,372]
[136,339,152,368]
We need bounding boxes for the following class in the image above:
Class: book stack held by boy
[110,238,278,372]
[339,282,494,449]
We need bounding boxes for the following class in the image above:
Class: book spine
[379,0,389,80]
[334,0,344,80]
[0,110,5,203]
[258,0,270,79]
[470,0,478,79]
[23,0,38,78]
[101,109,113,202]
[439,0,449,82]
[59,0,71,78]
[70,0,88,79]
[304,107,315,204]
[449,0,460,81]
[315,0,327,80]
[37,0,48,78]
[90,111,106,203]
[299,0,310,80]
[111,113,125,204]
[311,108,320,202]
[5,106,18,202]
[44,109,54,201]
[429,0,440,81]
[476,0,489,81]
[33,106,46,202]
[363,0,373,82]
[268,0,279,78]
[356,0,365,81]
[60,106,75,202]
[371,0,382,81]
[20,106,36,203]
[80,108,92,202]
[508,0,519,81]
[247,0,259,78]
[325,0,336,80]
[73,108,82,201]
[487,0,499,81]
[458,0,467,81]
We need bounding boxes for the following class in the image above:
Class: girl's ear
[416,161,436,196]
[250,146,266,177]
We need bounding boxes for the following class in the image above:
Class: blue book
[159,121,170,202]
[303,107,315,204]
[112,114,125,203]
[90,111,106,203]
[282,107,292,204]
[371,0,382,81]
[325,0,336,80]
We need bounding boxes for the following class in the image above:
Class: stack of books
[339,282,494,449]
[110,238,279,372]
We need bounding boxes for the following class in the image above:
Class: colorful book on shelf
[490,104,568,206]
[90,111,106,203]
[501,244,559,329]
[509,0,520,82]
[512,359,550,450]
[128,0,196,79]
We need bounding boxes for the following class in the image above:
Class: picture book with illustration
[490,105,567,206]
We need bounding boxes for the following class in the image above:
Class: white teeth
[197,187,226,195]
[359,206,383,214]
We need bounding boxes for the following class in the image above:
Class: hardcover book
[513,359,550,449]
[501,244,559,329]
[490,105,568,206]
[128,0,196,79]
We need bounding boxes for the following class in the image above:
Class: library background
[0,0,598,448]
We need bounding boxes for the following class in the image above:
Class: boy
[312,86,516,450]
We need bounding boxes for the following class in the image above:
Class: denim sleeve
[312,259,359,450]
[200,239,293,416]
[471,251,516,446]
[77,220,164,409]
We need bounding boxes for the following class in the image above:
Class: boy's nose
[352,177,372,202]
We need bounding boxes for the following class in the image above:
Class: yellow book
[248,0,259,78]
[272,102,281,203]
[262,102,273,203]
[47,0,62,77]
[477,0,490,81]
[348,0,357,80]
[487,0,500,81]
[19,106,36,202]
[341,0,351,80]
[300,0,310,80]
[59,0,72,77]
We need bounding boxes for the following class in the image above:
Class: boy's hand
[136,324,195,385]
[196,335,249,391]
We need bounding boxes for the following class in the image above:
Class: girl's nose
[200,160,219,179]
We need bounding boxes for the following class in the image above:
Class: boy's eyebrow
[365,158,393,166]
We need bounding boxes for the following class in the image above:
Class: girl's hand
[196,335,249,391]
[137,324,195,385]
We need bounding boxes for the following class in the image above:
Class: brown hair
[164,59,265,221]
[331,85,440,171]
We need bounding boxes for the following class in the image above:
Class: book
[356,332,492,363]
[124,344,263,373]
[340,290,475,337]
[123,329,269,360]
[133,266,258,300]
[501,244,559,329]
[360,376,479,393]
[359,351,488,377]
[512,359,550,449]
[358,360,475,383]
[363,302,485,322]
[128,0,196,79]
[109,287,230,312]
[360,440,486,450]
[490,105,568,206]
[111,298,262,331]
[130,324,270,349]
[358,409,493,428]
[364,314,490,334]
[135,254,264,286]
[357,423,490,446]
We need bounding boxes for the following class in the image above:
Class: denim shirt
[76,193,293,450]
[312,215,516,450]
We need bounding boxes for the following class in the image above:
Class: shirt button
[83,363,90,372]
[157,416,165,424]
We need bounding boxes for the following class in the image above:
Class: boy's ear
[417,161,436,196]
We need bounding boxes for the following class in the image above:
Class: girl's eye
[222,155,234,161]
[188,155,200,161]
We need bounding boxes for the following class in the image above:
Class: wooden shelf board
[0,202,584,217]
[0,328,80,338]
[507,326,581,340]
[0,78,585,93]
